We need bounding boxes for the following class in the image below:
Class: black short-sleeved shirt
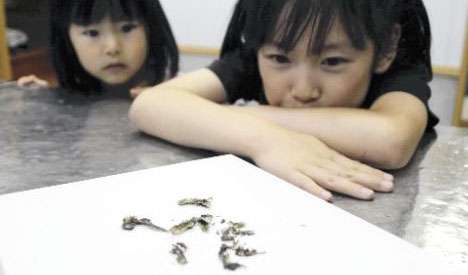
[209,50,439,130]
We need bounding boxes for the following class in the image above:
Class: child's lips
[283,99,320,108]
[103,63,127,72]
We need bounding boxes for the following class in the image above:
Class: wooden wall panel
[0,0,12,80]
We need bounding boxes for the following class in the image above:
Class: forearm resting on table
[232,93,427,169]
[129,84,399,201]
[129,87,286,159]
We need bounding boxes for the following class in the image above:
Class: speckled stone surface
[1,85,467,266]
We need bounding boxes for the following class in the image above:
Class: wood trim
[452,19,468,127]
[0,0,12,80]
[179,46,220,56]
[432,66,460,77]
[459,121,468,127]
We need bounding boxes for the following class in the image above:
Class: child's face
[69,16,148,86]
[257,20,378,108]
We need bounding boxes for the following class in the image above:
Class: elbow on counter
[128,92,154,134]
[368,100,428,170]
[365,129,421,170]
[376,143,414,170]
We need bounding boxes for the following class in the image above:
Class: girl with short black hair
[18,0,178,97]
[130,0,439,201]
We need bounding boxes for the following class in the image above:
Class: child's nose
[103,34,121,56]
[291,70,321,103]
[292,87,321,103]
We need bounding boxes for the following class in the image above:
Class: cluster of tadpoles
[121,197,263,270]
[217,221,261,270]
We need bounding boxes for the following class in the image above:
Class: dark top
[208,50,439,130]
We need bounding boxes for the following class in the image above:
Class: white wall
[424,0,467,68]
[160,0,236,49]
[160,0,468,69]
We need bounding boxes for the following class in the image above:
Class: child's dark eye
[121,23,137,33]
[322,57,348,66]
[268,54,291,64]
[83,29,99,37]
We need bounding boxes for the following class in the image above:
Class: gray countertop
[1,85,467,266]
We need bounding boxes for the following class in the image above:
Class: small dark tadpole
[121,216,168,232]
[171,242,188,265]
[177,197,213,208]
[170,218,198,235]
[218,244,243,271]
[170,214,214,235]
[220,221,255,242]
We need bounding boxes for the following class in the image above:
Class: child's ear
[374,24,402,74]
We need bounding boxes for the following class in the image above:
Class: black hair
[49,0,179,93]
[221,0,432,80]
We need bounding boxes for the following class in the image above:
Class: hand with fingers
[252,129,394,202]
[16,75,50,88]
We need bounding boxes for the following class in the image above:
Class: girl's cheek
[264,86,285,106]
[264,70,294,105]
[330,73,370,106]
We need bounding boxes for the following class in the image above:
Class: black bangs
[70,0,143,26]
[263,0,368,54]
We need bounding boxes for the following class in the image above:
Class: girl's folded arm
[129,68,279,157]
[129,69,394,201]
[231,92,427,169]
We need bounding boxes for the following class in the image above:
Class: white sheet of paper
[0,155,466,275]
